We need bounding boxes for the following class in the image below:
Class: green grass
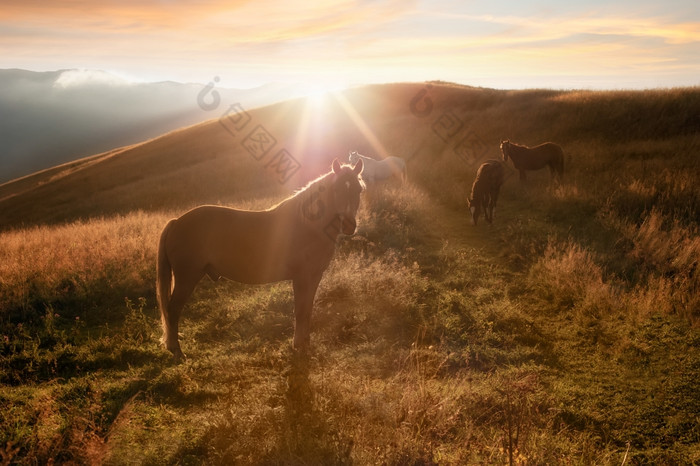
[1,83,699,464]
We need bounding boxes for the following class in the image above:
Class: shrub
[527,240,615,318]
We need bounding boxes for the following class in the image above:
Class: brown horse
[467,159,504,225]
[156,158,364,360]
[500,140,564,182]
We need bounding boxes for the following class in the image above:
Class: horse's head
[330,158,364,235]
[348,151,359,165]
[467,197,480,226]
[500,140,510,161]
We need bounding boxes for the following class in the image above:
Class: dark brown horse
[467,159,504,225]
[157,159,364,360]
[500,140,564,182]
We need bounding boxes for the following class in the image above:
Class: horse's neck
[510,144,527,156]
[290,176,335,228]
[471,178,485,199]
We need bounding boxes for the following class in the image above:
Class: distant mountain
[0,81,419,228]
[0,69,309,183]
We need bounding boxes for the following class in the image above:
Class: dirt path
[408,183,514,268]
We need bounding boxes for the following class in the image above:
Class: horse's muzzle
[340,215,357,235]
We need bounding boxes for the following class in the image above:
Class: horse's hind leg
[557,157,565,182]
[550,158,564,183]
[165,272,200,361]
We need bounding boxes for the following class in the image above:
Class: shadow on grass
[198,350,354,464]
[264,351,353,464]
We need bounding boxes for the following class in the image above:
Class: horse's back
[538,142,563,154]
[166,205,254,258]
[359,154,406,182]
[170,205,266,243]
[478,159,504,184]
[166,205,291,283]
[509,142,564,172]
[472,160,504,199]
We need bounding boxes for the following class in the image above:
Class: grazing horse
[500,140,564,182]
[157,159,364,360]
[348,151,406,184]
[467,160,504,225]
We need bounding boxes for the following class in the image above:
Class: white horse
[348,151,407,185]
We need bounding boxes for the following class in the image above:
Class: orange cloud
[458,13,700,46]
[1,1,698,89]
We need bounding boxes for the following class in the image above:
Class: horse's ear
[352,158,363,175]
[332,158,342,174]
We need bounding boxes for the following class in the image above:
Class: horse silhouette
[467,160,504,225]
[500,140,564,182]
[349,151,406,184]
[157,159,364,360]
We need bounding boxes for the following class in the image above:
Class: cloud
[53,69,135,88]
[200,0,415,46]
[0,0,416,70]
[1,1,698,88]
[0,1,247,28]
[0,0,412,39]
[458,13,700,47]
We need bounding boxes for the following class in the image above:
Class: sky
[1,0,699,91]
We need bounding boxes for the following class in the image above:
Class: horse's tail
[156,219,175,347]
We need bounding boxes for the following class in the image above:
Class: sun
[300,79,345,107]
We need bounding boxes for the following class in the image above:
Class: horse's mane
[350,151,372,160]
[297,171,333,196]
[267,170,334,213]
[505,141,528,150]
[272,162,363,211]
[470,164,487,200]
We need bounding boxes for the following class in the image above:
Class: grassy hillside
[0,83,699,464]
[0,68,302,184]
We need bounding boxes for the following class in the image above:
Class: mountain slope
[0,69,314,183]
[2,82,698,230]
[0,83,427,229]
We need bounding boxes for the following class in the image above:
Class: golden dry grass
[0,211,168,318]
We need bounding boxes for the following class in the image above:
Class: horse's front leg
[292,272,323,352]
[484,199,493,224]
